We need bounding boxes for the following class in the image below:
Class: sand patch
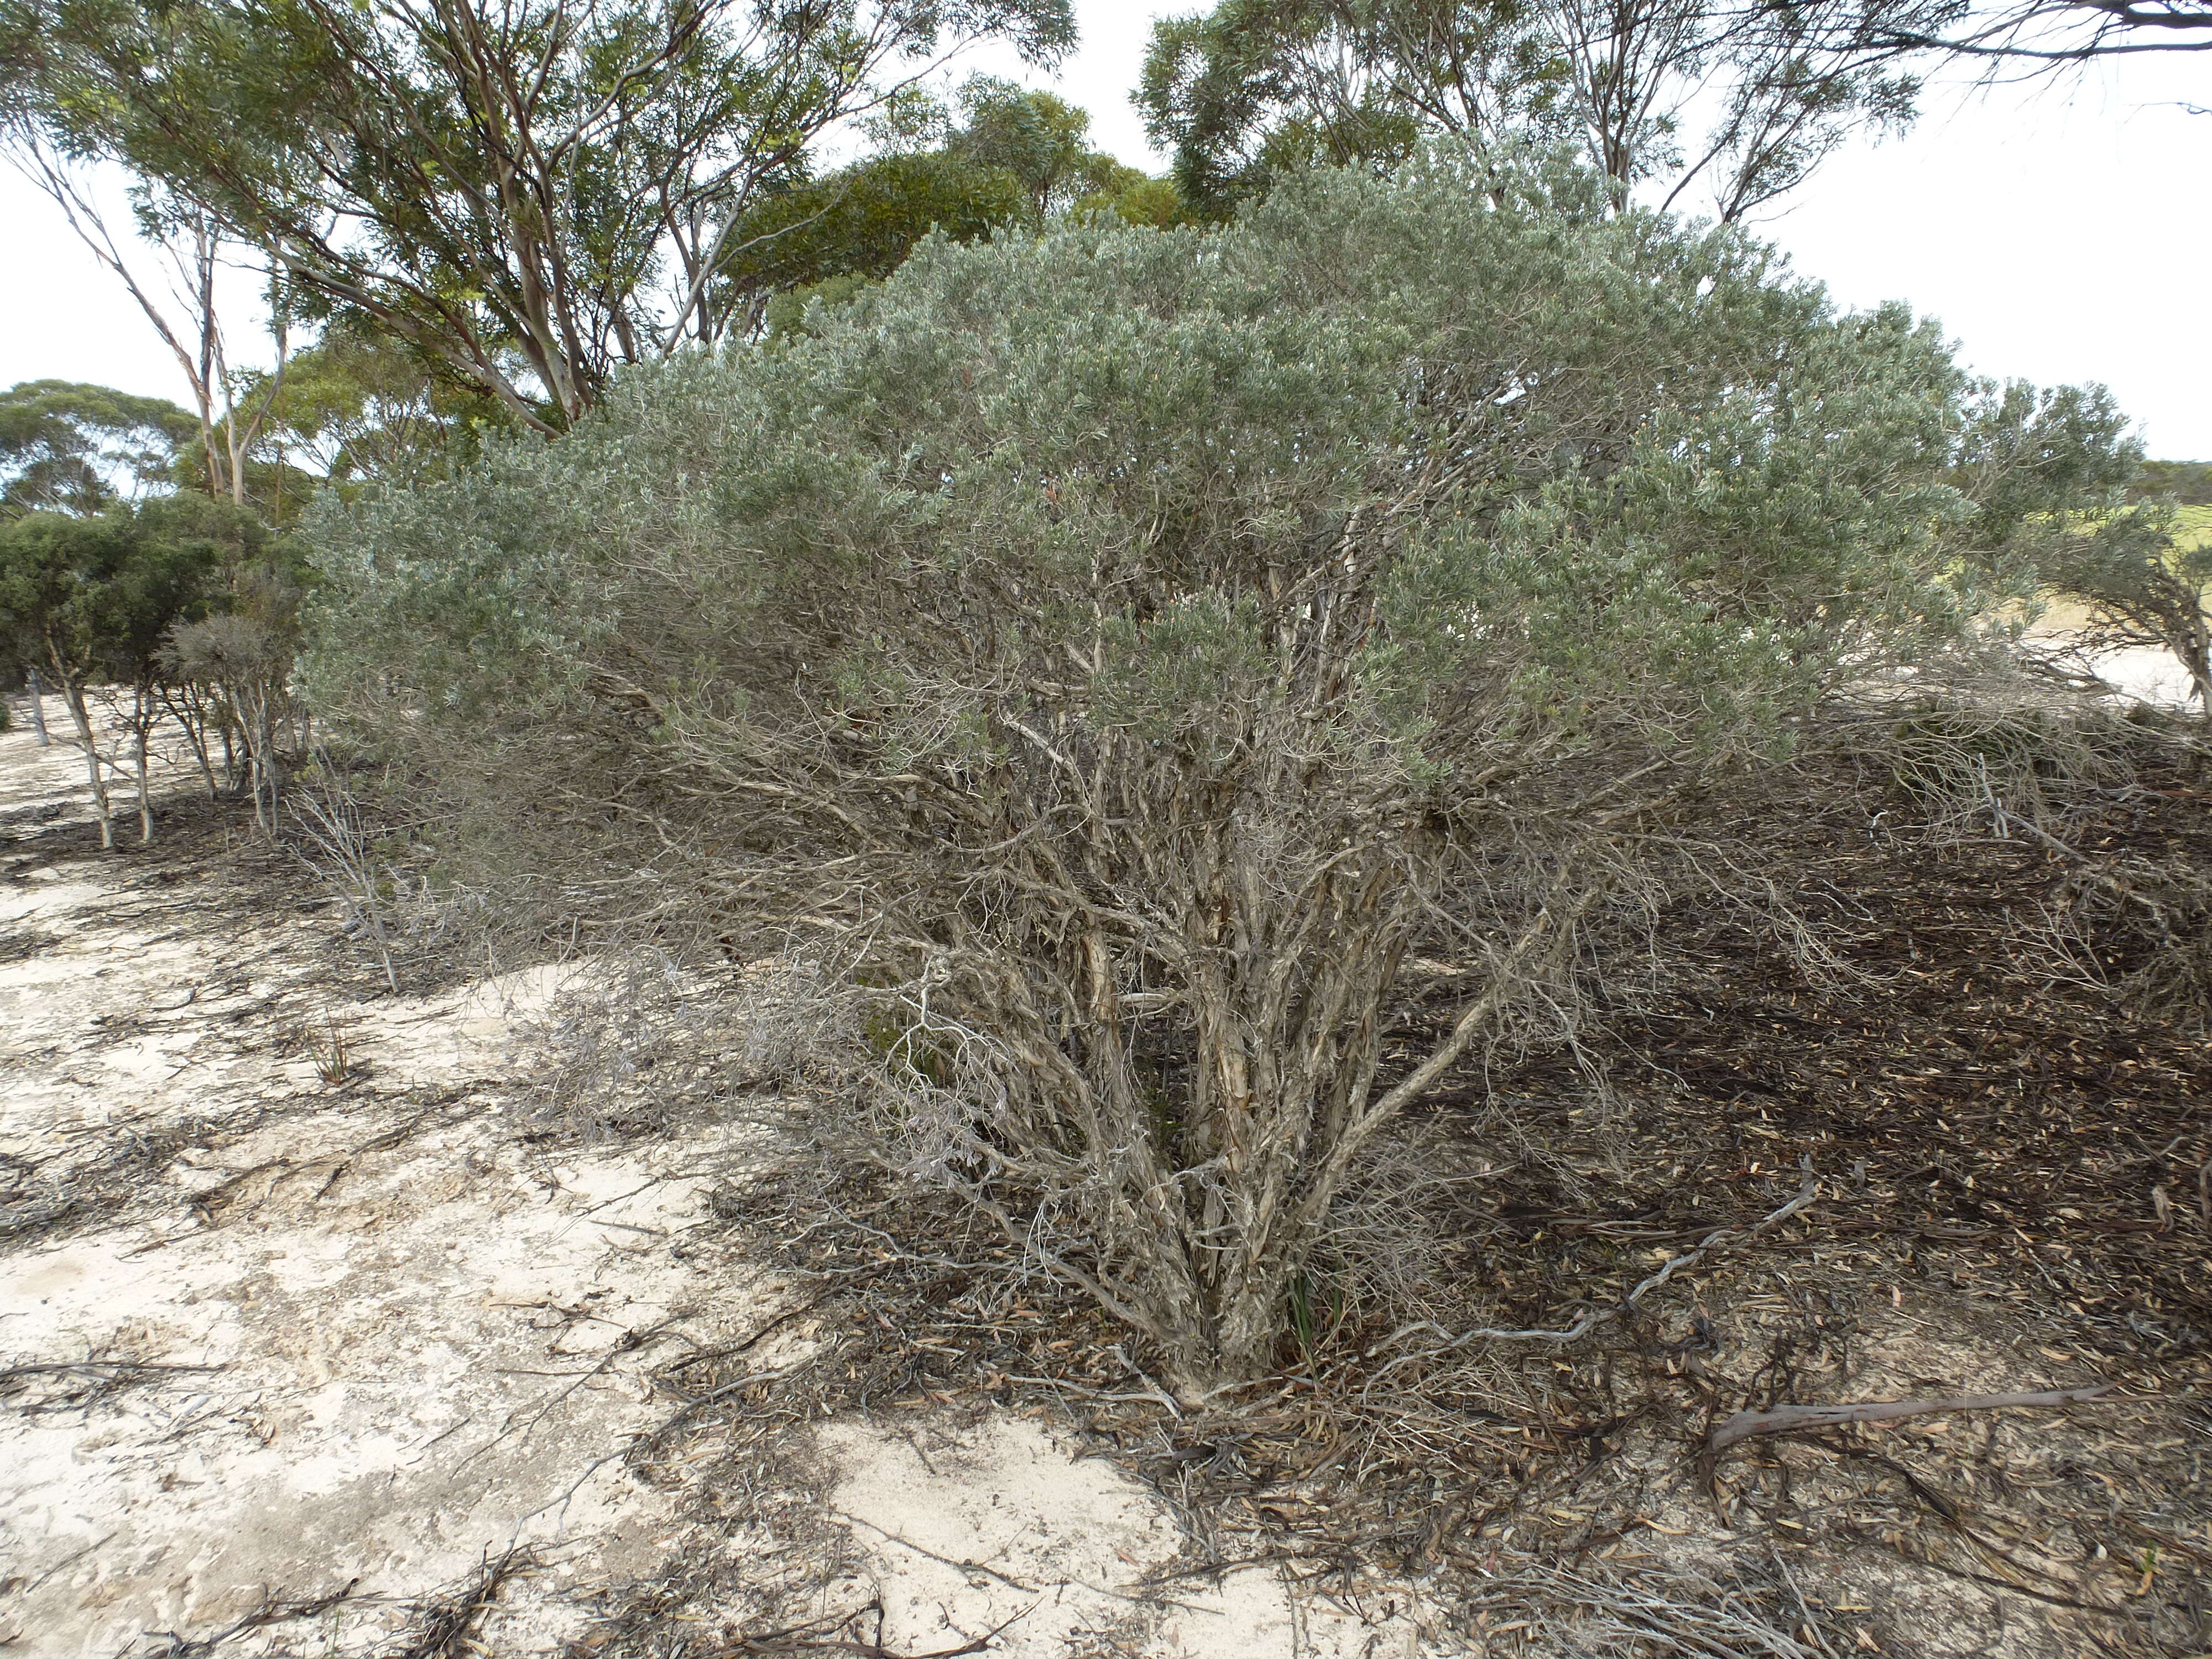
[0,718,781,1656]
[820,1415,1432,1658]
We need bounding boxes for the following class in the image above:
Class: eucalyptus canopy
[2,0,1076,431]
[1138,0,1936,221]
[0,381,197,518]
[717,77,1173,337]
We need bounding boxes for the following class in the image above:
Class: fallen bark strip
[1709,1384,2117,1452]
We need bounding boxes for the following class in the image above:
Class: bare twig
[0,1358,223,1413]
[135,1581,361,1658]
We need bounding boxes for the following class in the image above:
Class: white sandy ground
[0,706,1439,1657]
[0,719,775,1655]
[2023,603,2201,709]
[816,1415,1432,1658]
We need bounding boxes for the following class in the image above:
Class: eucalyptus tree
[1139,0,1933,220]
[305,158,2132,1393]
[718,79,1176,334]
[1138,0,1552,215]
[945,77,1154,217]
[0,130,291,508]
[2,0,1074,432]
[0,381,197,519]
[243,324,503,495]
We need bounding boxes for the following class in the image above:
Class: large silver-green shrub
[304,154,2132,1394]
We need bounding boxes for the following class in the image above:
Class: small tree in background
[151,494,307,828]
[0,505,216,844]
[721,78,1184,340]
[2,380,203,752]
[306,156,2135,1394]
[243,325,504,498]
[165,606,300,831]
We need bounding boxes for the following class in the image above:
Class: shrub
[304,154,2133,1395]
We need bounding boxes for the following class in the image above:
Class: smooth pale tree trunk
[24,669,51,747]
[131,687,156,844]
[135,742,154,842]
[58,681,116,851]
[239,686,286,836]
[250,693,272,836]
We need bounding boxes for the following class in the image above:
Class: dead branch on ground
[1709,1384,2121,1453]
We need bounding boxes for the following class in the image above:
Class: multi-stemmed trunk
[160,682,225,801]
[752,687,1585,1400]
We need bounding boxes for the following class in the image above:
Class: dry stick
[1870,1453,2120,1610]
[1138,1549,1333,1588]
[1978,761,2173,932]
[1708,1384,2119,1453]
[505,1306,836,1536]
[1825,1451,2128,1621]
[135,1580,364,1656]
[1466,1569,1814,1659]
[729,1602,1035,1659]
[187,1100,487,1224]
[389,1546,536,1659]
[832,1512,1037,1595]
[1769,1545,1841,1659]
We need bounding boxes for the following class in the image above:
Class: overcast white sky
[5,1,2206,456]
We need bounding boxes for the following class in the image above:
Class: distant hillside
[2135,460,2212,505]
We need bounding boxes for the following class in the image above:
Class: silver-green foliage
[304,155,2128,1391]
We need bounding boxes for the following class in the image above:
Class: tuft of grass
[305,1006,352,1085]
